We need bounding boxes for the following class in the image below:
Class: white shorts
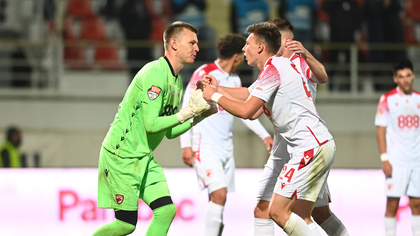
[386,163,420,198]
[257,152,331,207]
[193,144,235,194]
[273,140,335,203]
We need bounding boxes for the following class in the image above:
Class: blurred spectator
[230,0,269,36]
[323,0,362,91]
[279,0,316,43]
[0,126,24,168]
[171,0,216,61]
[363,0,407,91]
[117,0,153,80]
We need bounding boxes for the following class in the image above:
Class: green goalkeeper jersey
[102,56,191,158]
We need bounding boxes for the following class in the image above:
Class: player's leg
[195,147,232,236]
[311,184,349,236]
[207,187,227,236]
[271,140,336,235]
[384,198,399,236]
[142,156,177,236]
[409,197,420,236]
[254,157,286,235]
[384,163,409,236]
[93,147,140,235]
[268,193,313,235]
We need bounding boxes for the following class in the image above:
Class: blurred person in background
[0,126,24,168]
[93,21,216,236]
[375,60,420,236]
[323,0,362,91]
[180,33,273,236]
[171,0,216,61]
[364,0,407,92]
[117,0,153,81]
[277,0,316,43]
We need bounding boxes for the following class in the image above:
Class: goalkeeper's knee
[152,202,177,225]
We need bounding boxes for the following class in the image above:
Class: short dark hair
[245,22,281,55]
[6,126,20,142]
[163,21,199,50]
[267,18,294,35]
[393,60,413,75]
[216,33,246,59]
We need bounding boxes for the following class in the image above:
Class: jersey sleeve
[250,64,281,102]
[375,94,389,127]
[141,68,180,133]
[241,118,271,140]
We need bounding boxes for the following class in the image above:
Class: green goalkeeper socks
[145,203,177,235]
[92,219,135,236]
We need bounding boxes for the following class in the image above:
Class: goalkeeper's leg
[92,210,137,236]
[143,182,177,235]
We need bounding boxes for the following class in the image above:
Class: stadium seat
[317,0,329,22]
[64,43,91,70]
[403,20,418,44]
[80,17,107,41]
[94,41,124,70]
[405,0,420,22]
[67,0,96,19]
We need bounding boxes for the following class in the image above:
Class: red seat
[94,41,124,70]
[403,20,418,44]
[80,17,107,41]
[317,0,329,22]
[64,42,91,69]
[406,0,420,22]
[67,0,96,19]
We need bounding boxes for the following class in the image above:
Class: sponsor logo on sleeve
[148,86,162,100]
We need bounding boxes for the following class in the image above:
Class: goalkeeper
[93,21,216,236]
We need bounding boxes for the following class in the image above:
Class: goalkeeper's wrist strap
[380,153,389,162]
[211,92,223,103]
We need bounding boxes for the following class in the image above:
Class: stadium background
[0,0,419,235]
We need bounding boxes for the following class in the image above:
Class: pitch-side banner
[0,169,412,236]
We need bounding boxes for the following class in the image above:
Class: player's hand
[382,160,392,177]
[196,79,204,90]
[182,147,194,167]
[176,89,211,123]
[263,136,274,155]
[192,101,218,126]
[285,40,307,58]
[203,74,218,88]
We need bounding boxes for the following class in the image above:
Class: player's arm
[203,83,264,119]
[197,79,250,102]
[286,40,328,83]
[376,125,392,177]
[180,81,195,166]
[241,119,273,153]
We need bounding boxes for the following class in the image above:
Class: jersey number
[279,166,295,183]
[291,63,312,98]
[398,115,419,128]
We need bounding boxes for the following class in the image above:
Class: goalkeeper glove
[191,101,218,126]
[177,89,211,123]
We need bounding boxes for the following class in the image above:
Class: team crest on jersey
[116,194,124,204]
[148,85,162,100]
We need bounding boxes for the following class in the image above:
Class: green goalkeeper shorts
[97,146,169,211]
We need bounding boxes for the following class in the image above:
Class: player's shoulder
[379,88,398,103]
[412,90,420,96]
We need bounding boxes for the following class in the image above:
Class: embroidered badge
[148,85,162,100]
[116,194,124,204]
